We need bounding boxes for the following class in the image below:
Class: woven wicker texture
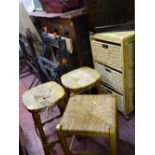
[61,67,101,90]
[95,62,123,93]
[22,81,65,112]
[60,95,116,134]
[91,40,122,71]
[100,84,124,112]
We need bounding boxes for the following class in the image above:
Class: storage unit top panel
[92,30,135,43]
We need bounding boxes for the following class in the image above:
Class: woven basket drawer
[91,40,122,71]
[100,84,124,112]
[95,62,123,93]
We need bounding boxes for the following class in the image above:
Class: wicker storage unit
[90,30,135,117]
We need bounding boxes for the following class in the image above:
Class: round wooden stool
[61,67,101,96]
[22,81,66,155]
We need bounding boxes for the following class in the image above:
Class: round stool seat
[61,67,100,93]
[22,81,65,112]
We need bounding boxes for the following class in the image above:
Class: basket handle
[105,68,111,73]
[104,86,112,94]
[102,44,108,49]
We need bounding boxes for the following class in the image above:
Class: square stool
[22,81,66,155]
[61,67,101,96]
[56,95,118,155]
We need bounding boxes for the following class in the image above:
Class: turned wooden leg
[32,113,50,155]
[58,98,66,115]
[56,124,71,155]
[110,127,117,155]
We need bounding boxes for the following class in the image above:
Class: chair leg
[35,126,40,136]
[32,113,50,155]
[56,124,71,155]
[110,127,117,155]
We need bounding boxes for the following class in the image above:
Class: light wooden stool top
[22,81,66,155]
[61,67,101,93]
[59,95,116,135]
[22,81,65,112]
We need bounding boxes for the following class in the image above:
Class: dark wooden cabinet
[84,0,135,32]
[29,8,93,69]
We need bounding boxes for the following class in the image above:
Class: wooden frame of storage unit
[90,31,135,118]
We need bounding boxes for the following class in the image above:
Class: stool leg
[96,82,100,94]
[88,88,91,94]
[64,88,70,101]
[110,127,117,155]
[58,98,66,115]
[56,124,71,155]
[113,93,119,140]
[32,113,50,155]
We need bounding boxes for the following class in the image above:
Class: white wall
[20,0,35,13]
[19,2,41,55]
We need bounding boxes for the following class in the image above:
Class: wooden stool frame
[22,82,67,155]
[68,80,101,97]
[56,95,118,155]
[61,67,101,97]
[30,97,66,155]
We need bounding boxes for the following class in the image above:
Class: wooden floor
[19,70,135,155]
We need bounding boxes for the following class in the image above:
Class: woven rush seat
[22,81,66,155]
[61,67,101,95]
[61,95,115,134]
[56,95,118,155]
